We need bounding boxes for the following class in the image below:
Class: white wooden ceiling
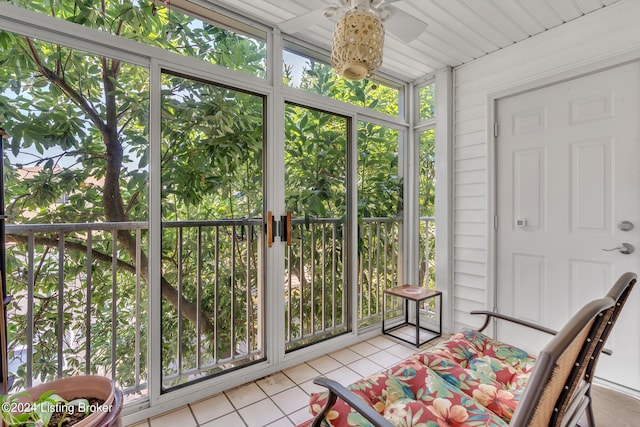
[193,0,624,81]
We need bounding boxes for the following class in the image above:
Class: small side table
[382,285,442,347]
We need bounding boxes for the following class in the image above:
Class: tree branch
[117,115,133,135]
[6,234,137,274]
[6,232,215,331]
[24,37,107,134]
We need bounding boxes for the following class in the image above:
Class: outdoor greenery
[159,73,266,384]
[0,0,435,396]
[284,50,400,117]
[419,128,436,288]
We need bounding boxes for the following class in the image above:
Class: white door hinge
[494,215,498,229]
[494,122,499,137]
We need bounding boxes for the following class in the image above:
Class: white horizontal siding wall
[451,0,640,331]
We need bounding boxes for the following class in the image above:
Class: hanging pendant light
[331,7,385,80]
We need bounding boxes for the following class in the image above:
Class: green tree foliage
[419,83,435,121]
[0,27,154,391]
[285,54,399,117]
[283,105,348,347]
[0,0,266,391]
[284,56,408,328]
[284,105,347,218]
[358,122,401,218]
[6,0,266,77]
[419,129,436,288]
[159,74,265,385]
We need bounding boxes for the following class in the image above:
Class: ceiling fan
[279,0,427,44]
[279,0,427,80]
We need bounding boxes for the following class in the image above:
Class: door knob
[618,221,634,231]
[602,243,635,254]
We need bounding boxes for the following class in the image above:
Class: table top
[384,285,442,301]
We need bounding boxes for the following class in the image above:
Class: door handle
[267,211,274,248]
[286,211,292,247]
[279,212,292,246]
[602,243,634,254]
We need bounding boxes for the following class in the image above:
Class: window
[419,129,436,288]
[419,83,435,121]
[11,0,267,78]
[416,79,437,289]
[284,103,349,349]
[160,72,265,388]
[1,33,150,399]
[284,48,401,117]
[357,121,403,327]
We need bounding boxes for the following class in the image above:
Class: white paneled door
[496,62,640,392]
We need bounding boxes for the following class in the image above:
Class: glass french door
[160,71,266,389]
[283,103,350,351]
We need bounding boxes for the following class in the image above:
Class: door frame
[148,59,279,410]
[147,59,367,414]
[487,53,640,397]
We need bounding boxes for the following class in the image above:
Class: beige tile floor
[127,333,443,427]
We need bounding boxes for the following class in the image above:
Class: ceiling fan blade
[384,6,427,43]
[278,9,327,34]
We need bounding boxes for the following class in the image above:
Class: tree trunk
[24,38,214,335]
[100,62,213,332]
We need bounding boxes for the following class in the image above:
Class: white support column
[403,82,418,286]
[148,58,163,408]
[434,67,454,334]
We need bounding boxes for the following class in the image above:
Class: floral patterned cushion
[309,358,509,426]
[308,331,539,426]
[413,352,522,421]
[433,330,536,377]
[412,330,536,422]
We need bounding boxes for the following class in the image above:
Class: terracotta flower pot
[18,375,122,427]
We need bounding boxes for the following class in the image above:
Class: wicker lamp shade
[331,8,385,80]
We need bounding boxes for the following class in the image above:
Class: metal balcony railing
[358,217,403,328]
[285,217,348,351]
[4,216,435,400]
[5,221,148,397]
[159,219,264,389]
[357,217,436,328]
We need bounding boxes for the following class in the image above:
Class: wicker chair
[310,272,636,427]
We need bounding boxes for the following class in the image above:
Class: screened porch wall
[4,216,435,401]
[0,2,446,422]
